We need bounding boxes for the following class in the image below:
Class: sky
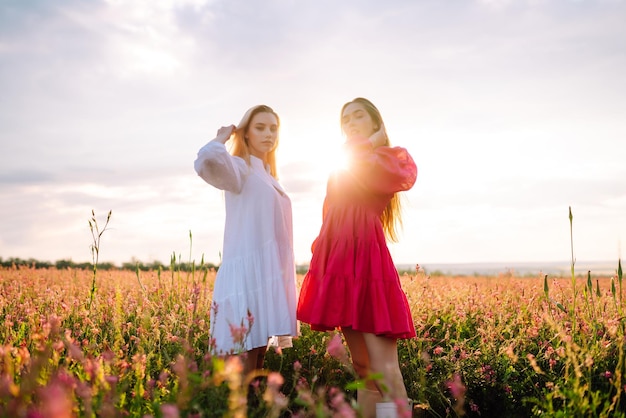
[1,0,625,271]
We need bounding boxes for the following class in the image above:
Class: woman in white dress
[194,105,297,374]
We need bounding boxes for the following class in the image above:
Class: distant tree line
[0,257,219,272]
[0,258,420,275]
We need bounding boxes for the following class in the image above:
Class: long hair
[229,104,280,179]
[341,97,403,242]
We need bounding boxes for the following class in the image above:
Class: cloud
[1,0,625,265]
[0,172,217,263]
[0,169,55,185]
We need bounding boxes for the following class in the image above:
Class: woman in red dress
[297,97,417,416]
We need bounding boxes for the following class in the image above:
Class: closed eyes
[253,124,278,133]
[342,110,365,124]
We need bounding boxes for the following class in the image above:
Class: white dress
[194,141,298,354]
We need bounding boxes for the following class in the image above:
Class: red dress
[297,136,417,339]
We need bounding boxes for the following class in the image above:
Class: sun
[319,143,349,177]
[279,122,348,181]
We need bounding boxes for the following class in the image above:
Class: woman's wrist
[369,131,386,148]
[213,125,236,144]
[211,137,227,145]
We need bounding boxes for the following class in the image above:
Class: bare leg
[362,333,409,415]
[343,328,410,415]
[356,388,383,418]
[342,328,382,418]
[343,328,407,397]
[242,346,267,376]
[255,346,267,370]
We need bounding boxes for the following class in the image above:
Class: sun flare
[318,144,349,178]
[279,121,349,181]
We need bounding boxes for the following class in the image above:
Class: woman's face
[245,111,279,160]
[341,102,378,140]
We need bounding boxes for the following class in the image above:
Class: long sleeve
[345,136,417,194]
[194,141,248,193]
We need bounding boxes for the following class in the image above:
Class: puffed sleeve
[194,141,248,193]
[345,136,417,194]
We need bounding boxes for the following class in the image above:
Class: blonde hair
[229,104,280,179]
[341,97,403,242]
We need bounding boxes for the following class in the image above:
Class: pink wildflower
[250,378,261,391]
[208,337,217,351]
[327,333,350,365]
[267,371,284,390]
[329,387,356,417]
[228,323,248,345]
[549,358,557,369]
[160,404,180,418]
[223,356,243,376]
[446,373,467,416]
[66,341,84,362]
[246,309,255,329]
[394,397,412,418]
[263,372,288,409]
[36,377,75,418]
[446,373,466,400]
[434,346,444,355]
[481,364,495,384]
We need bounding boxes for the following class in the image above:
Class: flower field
[1,262,624,417]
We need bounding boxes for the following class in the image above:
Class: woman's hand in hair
[214,125,236,144]
[369,123,388,148]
